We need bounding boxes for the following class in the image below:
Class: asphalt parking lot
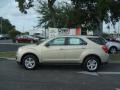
[0,59,120,90]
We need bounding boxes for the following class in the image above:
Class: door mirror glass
[45,43,50,47]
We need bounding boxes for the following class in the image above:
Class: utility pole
[118,21,120,37]
[23,26,24,34]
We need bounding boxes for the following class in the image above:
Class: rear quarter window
[88,37,106,45]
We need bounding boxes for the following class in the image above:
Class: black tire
[22,54,39,70]
[83,56,100,72]
[109,47,117,54]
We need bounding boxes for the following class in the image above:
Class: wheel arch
[82,54,101,65]
[20,53,40,64]
[109,46,118,50]
[109,46,118,53]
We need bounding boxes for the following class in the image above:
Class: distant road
[0,39,13,43]
[0,44,23,52]
[0,39,20,52]
[0,39,28,52]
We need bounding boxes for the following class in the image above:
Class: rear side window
[88,37,106,45]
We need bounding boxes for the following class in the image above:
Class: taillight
[101,45,108,53]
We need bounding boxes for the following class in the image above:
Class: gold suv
[16,36,109,72]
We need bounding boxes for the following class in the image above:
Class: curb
[0,57,15,61]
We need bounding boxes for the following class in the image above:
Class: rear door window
[68,37,87,45]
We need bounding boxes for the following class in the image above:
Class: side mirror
[45,43,50,47]
[81,42,87,45]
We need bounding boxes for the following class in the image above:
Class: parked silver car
[16,36,109,72]
[106,41,120,54]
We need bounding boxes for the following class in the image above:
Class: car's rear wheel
[22,54,39,70]
[109,47,117,54]
[83,56,100,72]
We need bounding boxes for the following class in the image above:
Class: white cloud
[0,0,38,32]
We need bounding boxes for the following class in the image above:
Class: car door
[41,37,66,63]
[64,37,87,62]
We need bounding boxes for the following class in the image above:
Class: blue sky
[0,0,119,33]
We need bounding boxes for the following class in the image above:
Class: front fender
[17,48,42,63]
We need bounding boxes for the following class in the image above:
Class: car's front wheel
[83,56,100,72]
[22,54,39,70]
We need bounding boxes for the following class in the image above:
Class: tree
[37,1,73,28]
[15,0,56,14]
[0,17,15,34]
[15,0,34,14]
[15,0,120,31]
[70,0,120,31]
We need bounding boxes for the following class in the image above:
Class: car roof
[55,35,99,38]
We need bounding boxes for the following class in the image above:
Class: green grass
[110,54,120,61]
[0,52,16,58]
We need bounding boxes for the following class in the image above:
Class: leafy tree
[0,17,15,34]
[37,1,73,28]
[15,0,56,14]
[70,0,120,31]
[15,0,34,14]
[15,0,120,31]
[8,30,21,42]
[24,32,29,35]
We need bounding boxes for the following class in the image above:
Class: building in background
[29,27,95,39]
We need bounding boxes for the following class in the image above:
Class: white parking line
[77,71,120,76]
[115,88,120,90]
[77,71,98,76]
[98,72,120,75]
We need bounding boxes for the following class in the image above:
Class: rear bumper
[100,53,110,63]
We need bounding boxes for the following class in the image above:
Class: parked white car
[0,34,3,39]
[0,34,9,40]
[16,36,109,72]
[106,41,120,54]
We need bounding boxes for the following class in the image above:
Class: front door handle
[59,48,64,50]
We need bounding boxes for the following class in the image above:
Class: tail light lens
[102,45,108,53]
